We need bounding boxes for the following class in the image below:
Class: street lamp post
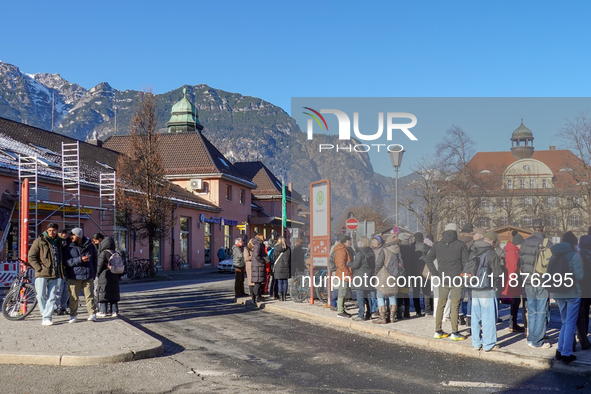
[389,145,405,228]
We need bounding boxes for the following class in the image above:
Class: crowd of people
[28,222,122,326]
[233,219,591,366]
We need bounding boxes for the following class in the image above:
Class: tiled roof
[0,117,219,211]
[466,150,584,188]
[104,132,254,186]
[0,116,120,183]
[234,161,289,197]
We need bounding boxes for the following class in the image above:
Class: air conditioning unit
[189,179,203,190]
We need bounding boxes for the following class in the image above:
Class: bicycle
[2,261,37,321]
[289,268,329,303]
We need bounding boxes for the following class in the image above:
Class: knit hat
[444,223,458,232]
[414,232,424,242]
[425,233,434,242]
[562,231,578,246]
[339,234,351,243]
[483,231,497,242]
[474,227,486,236]
[373,235,383,245]
[512,233,524,245]
[71,227,83,238]
[461,223,474,233]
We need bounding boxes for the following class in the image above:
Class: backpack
[328,250,337,272]
[547,255,571,294]
[466,252,492,289]
[267,247,275,264]
[107,250,125,274]
[386,253,405,277]
[579,249,591,280]
[534,238,552,275]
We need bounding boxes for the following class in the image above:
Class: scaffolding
[100,172,116,235]
[18,154,39,246]
[61,142,81,232]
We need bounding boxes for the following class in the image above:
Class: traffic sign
[341,226,346,234]
[346,218,359,231]
[392,226,399,234]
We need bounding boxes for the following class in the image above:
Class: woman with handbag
[272,237,291,301]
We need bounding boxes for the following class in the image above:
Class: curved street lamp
[389,145,405,228]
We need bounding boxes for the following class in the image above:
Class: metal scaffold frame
[61,142,81,232]
[100,172,116,235]
[18,154,39,246]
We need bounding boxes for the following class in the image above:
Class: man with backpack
[424,223,469,341]
[519,218,553,349]
[463,231,503,351]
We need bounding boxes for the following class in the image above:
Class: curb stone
[240,299,589,372]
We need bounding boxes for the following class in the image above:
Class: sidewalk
[120,266,220,284]
[0,310,163,366]
[236,296,591,374]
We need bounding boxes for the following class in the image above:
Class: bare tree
[117,91,174,271]
[400,155,447,236]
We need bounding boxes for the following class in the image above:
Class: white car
[217,258,235,273]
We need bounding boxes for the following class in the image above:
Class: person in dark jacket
[464,232,503,351]
[577,229,591,350]
[503,231,526,333]
[291,238,306,275]
[349,237,375,321]
[251,233,267,307]
[424,223,469,341]
[28,222,65,326]
[233,238,247,298]
[519,218,552,349]
[273,236,291,301]
[413,232,433,315]
[65,228,97,323]
[94,234,121,317]
[553,232,584,365]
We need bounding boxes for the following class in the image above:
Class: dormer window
[523,165,532,171]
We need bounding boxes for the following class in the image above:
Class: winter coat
[65,237,97,281]
[399,242,415,279]
[424,230,469,280]
[549,242,584,298]
[333,243,354,283]
[519,232,551,275]
[374,242,400,294]
[273,245,291,280]
[244,247,254,286]
[251,237,267,283]
[502,241,523,297]
[348,246,375,291]
[291,245,306,275]
[464,240,503,290]
[96,236,120,303]
[217,247,226,261]
[232,245,245,269]
[28,232,64,279]
[458,232,475,252]
[413,241,431,276]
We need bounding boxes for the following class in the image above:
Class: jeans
[356,290,371,318]
[99,302,119,314]
[557,298,581,357]
[525,284,549,347]
[68,279,96,317]
[368,291,378,313]
[337,280,350,313]
[331,289,338,307]
[55,278,69,311]
[376,290,396,307]
[436,285,463,333]
[461,288,472,317]
[471,289,498,350]
[277,279,288,294]
[34,277,60,321]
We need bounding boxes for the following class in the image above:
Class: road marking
[442,381,560,391]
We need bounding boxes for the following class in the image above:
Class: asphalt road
[1,273,591,393]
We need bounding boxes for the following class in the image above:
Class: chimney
[549,146,556,151]
[88,139,103,148]
[288,182,293,191]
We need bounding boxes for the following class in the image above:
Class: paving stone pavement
[0,306,162,366]
[237,295,591,373]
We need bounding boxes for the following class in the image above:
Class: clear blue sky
[2,1,591,174]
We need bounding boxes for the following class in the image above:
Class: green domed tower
[510,120,534,159]
[167,88,203,133]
